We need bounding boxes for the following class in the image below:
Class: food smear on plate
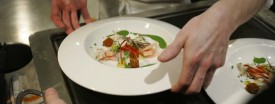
[236,57,275,94]
[95,30,167,68]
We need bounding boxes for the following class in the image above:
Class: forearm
[203,0,266,34]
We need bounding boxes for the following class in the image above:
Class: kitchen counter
[1,0,275,104]
[0,0,186,45]
[0,0,186,103]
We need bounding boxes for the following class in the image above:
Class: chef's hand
[158,0,266,95]
[45,88,66,104]
[158,10,231,95]
[51,0,95,34]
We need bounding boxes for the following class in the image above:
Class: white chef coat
[96,0,192,19]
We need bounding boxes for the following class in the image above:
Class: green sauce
[141,34,167,49]
[253,57,266,64]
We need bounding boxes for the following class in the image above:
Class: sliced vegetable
[96,30,165,68]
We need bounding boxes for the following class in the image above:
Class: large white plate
[206,38,275,104]
[58,17,182,96]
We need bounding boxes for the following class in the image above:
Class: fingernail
[45,88,56,95]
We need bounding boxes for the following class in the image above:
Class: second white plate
[206,38,275,104]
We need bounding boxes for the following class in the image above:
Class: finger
[184,55,212,95]
[158,42,182,62]
[51,0,65,29]
[203,53,226,88]
[81,7,94,23]
[202,66,217,89]
[62,10,74,34]
[158,31,186,62]
[45,88,59,100]
[65,28,74,35]
[45,88,66,104]
[45,88,60,101]
[71,10,81,30]
[171,49,197,92]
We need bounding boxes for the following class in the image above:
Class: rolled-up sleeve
[266,0,274,8]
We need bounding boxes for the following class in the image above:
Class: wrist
[201,0,266,38]
[209,0,266,26]
[207,1,240,28]
[200,3,238,39]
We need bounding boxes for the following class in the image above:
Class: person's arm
[51,0,95,34]
[158,0,267,94]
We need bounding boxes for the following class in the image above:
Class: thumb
[158,40,184,62]
[45,88,66,104]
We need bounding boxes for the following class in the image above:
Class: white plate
[206,38,275,104]
[58,17,182,96]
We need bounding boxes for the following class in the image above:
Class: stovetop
[29,1,275,104]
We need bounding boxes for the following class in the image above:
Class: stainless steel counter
[0,0,185,45]
[1,0,275,104]
[0,0,55,103]
[0,0,192,103]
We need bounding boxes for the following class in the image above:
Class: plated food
[235,57,275,94]
[205,38,275,104]
[95,30,166,68]
[58,17,182,96]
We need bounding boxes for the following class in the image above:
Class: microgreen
[117,30,129,36]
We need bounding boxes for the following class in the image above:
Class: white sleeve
[266,0,274,8]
